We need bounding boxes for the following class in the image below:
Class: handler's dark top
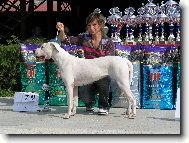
[63,33,116,58]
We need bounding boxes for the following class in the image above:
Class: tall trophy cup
[122,8,130,43]
[123,7,136,45]
[153,15,159,44]
[146,0,157,42]
[167,6,176,43]
[107,7,123,43]
[128,7,136,45]
[143,0,157,44]
[136,7,144,43]
[142,9,152,44]
[153,3,161,44]
[166,0,179,44]
[173,6,180,44]
[157,1,167,44]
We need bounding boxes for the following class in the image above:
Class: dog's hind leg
[71,86,78,116]
[117,83,136,119]
[63,84,74,119]
[126,99,132,115]
[120,92,131,115]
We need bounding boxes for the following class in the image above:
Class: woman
[56,11,115,115]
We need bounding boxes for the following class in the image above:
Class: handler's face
[87,19,101,35]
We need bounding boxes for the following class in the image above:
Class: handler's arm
[58,30,67,42]
[104,40,116,56]
[56,22,67,42]
[58,30,66,42]
[56,22,84,46]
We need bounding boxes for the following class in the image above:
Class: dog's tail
[127,60,133,85]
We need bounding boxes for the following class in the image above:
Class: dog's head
[35,42,60,59]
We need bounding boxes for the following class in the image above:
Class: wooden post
[20,0,27,41]
[57,0,62,12]
[47,0,54,40]
[47,0,53,12]
[28,0,34,12]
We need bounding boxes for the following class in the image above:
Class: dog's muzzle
[35,48,44,57]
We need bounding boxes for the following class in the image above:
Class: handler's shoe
[86,107,94,112]
[98,108,109,115]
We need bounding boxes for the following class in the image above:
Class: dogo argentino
[35,42,136,119]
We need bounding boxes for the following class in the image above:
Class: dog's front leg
[126,100,132,115]
[71,86,78,116]
[63,84,74,119]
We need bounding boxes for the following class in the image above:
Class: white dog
[35,42,136,119]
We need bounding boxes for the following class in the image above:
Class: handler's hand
[56,22,64,31]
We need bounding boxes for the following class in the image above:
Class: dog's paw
[132,114,136,117]
[63,114,70,119]
[70,112,76,116]
[128,114,136,119]
[125,110,131,115]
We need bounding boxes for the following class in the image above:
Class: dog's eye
[41,46,44,49]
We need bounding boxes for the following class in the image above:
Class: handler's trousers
[78,76,111,110]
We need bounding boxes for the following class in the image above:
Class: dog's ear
[49,42,56,48]
[49,42,60,52]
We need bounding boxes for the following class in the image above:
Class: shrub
[21,36,47,45]
[0,35,21,97]
[0,35,47,97]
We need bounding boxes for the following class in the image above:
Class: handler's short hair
[86,12,106,36]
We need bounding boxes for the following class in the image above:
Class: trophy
[41,84,51,112]
[153,14,159,44]
[173,5,180,43]
[167,6,176,43]
[166,0,178,43]
[94,8,101,13]
[122,8,130,43]
[128,7,136,44]
[165,0,178,7]
[142,8,152,44]
[136,7,144,42]
[123,7,136,45]
[152,3,161,44]
[107,7,123,43]
[143,0,157,44]
[146,0,157,41]
[157,1,167,44]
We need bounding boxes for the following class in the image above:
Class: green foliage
[0,35,21,97]
[6,35,20,45]
[0,88,14,97]
[22,36,47,45]
[0,35,47,97]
